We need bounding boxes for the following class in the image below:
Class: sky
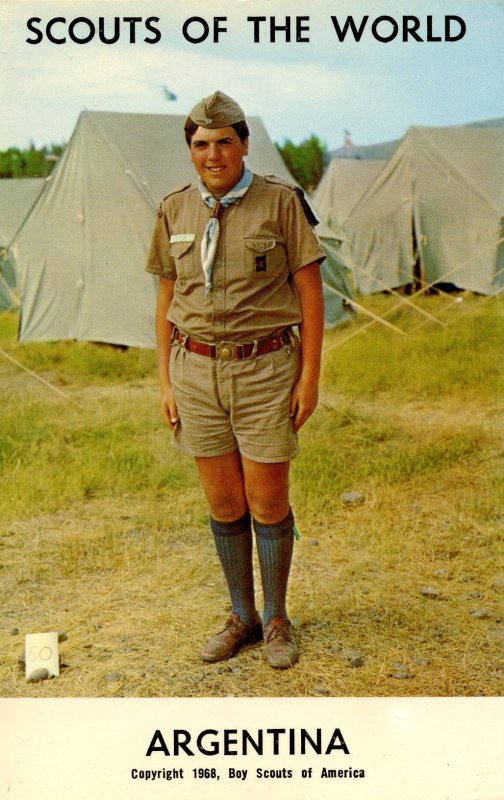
[1,0,504,151]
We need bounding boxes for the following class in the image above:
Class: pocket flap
[169,240,195,259]
[244,237,277,254]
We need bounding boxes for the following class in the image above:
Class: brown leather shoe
[263,617,299,669]
[200,613,263,662]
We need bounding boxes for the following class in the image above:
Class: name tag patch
[170,233,196,243]
[255,254,267,272]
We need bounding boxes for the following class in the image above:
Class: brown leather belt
[171,327,293,360]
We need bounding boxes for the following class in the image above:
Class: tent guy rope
[322,283,405,335]
[0,347,84,409]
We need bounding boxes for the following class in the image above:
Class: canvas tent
[313,158,386,242]
[0,177,45,311]
[465,117,504,129]
[330,139,400,161]
[328,117,504,163]
[311,213,355,328]
[312,157,387,307]
[342,125,504,296]
[11,110,351,347]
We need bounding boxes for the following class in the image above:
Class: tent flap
[342,126,504,295]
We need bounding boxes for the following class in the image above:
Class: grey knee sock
[210,511,257,625]
[254,509,294,625]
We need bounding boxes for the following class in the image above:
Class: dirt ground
[1,376,503,698]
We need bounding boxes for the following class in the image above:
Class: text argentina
[146,728,350,757]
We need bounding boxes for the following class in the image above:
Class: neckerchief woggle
[199,168,253,297]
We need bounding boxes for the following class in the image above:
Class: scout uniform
[146,91,325,668]
[146,174,325,461]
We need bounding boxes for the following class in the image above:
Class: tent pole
[410,235,504,299]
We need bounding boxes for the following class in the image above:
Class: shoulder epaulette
[157,183,193,217]
[163,183,193,199]
[264,176,319,226]
[264,174,295,190]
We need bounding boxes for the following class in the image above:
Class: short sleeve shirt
[146,173,326,343]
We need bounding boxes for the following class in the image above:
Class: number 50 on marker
[25,632,60,680]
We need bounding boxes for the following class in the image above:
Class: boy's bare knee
[208,493,247,523]
[247,494,290,525]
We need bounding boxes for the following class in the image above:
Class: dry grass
[1,401,502,698]
[0,297,503,697]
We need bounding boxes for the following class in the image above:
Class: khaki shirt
[146,173,326,343]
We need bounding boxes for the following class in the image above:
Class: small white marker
[25,632,60,681]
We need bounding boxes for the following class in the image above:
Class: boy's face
[190,125,249,196]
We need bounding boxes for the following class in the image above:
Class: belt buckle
[216,342,235,360]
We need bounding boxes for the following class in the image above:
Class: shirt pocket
[243,236,286,278]
[169,239,198,280]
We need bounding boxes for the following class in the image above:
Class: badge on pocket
[255,254,267,272]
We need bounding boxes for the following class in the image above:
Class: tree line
[0,142,65,179]
[0,135,328,191]
[276,134,328,193]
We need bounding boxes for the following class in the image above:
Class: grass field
[0,292,503,697]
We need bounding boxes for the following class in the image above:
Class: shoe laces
[265,618,290,643]
[224,614,243,631]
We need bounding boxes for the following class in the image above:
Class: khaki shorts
[169,337,301,462]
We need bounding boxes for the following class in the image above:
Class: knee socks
[210,509,295,627]
[210,511,257,625]
[254,508,294,625]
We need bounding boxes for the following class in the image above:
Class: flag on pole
[163,86,177,101]
[343,129,354,147]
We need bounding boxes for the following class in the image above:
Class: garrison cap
[185,91,246,130]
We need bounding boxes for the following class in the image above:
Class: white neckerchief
[199,168,253,296]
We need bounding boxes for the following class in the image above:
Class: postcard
[1,0,503,797]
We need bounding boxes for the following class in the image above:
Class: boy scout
[146,91,325,669]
